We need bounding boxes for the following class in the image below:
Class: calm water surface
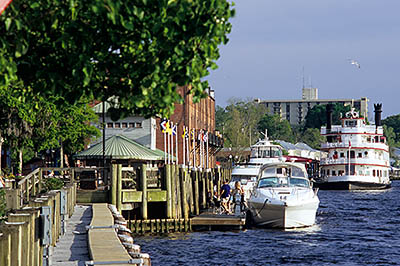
[135,181,400,265]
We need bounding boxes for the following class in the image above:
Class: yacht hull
[249,200,319,228]
[315,181,391,190]
[314,175,391,190]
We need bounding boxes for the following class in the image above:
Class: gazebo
[73,135,169,189]
[74,134,167,166]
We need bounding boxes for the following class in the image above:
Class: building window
[114,123,121,128]
[122,123,128,128]
[136,122,142,128]
[358,153,362,158]
[340,152,345,158]
[332,170,336,176]
[129,123,135,128]
[107,123,114,128]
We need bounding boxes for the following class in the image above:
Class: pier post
[189,169,194,214]
[176,165,182,219]
[141,164,148,220]
[166,164,172,218]
[180,167,189,220]
[111,164,117,206]
[117,164,122,212]
[201,171,206,209]
[171,164,176,218]
[194,170,200,215]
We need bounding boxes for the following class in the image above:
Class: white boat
[229,131,284,200]
[316,104,391,190]
[247,162,319,228]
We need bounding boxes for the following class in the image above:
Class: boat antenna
[260,129,269,141]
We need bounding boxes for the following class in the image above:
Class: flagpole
[168,122,171,165]
[348,140,351,175]
[175,124,178,165]
[206,132,209,169]
[186,127,190,167]
[182,126,186,166]
[171,122,174,164]
[193,129,196,168]
[164,131,167,164]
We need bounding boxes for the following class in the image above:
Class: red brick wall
[155,85,216,168]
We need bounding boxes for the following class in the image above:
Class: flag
[198,130,203,141]
[203,131,208,142]
[182,126,189,139]
[165,121,172,135]
[191,128,195,140]
[0,0,12,15]
[160,119,167,132]
[172,124,177,136]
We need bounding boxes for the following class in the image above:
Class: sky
[207,0,400,120]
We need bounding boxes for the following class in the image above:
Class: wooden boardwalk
[51,205,92,266]
[191,210,246,231]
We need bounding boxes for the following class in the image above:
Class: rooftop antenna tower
[302,66,305,89]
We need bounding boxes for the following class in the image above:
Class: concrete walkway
[51,205,92,266]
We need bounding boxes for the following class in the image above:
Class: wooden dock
[191,211,246,231]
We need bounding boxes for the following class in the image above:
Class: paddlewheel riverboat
[315,104,391,190]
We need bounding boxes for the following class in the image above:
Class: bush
[0,189,6,217]
[43,177,64,191]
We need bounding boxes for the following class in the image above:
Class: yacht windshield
[289,177,310,187]
[251,147,282,158]
[258,177,310,188]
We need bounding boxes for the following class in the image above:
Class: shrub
[43,177,64,191]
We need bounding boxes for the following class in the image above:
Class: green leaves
[0,0,234,118]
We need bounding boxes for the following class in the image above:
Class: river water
[135,181,400,265]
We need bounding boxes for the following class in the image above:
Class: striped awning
[74,135,165,161]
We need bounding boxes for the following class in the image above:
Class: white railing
[321,142,388,150]
[320,158,389,166]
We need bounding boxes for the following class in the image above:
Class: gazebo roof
[74,135,165,161]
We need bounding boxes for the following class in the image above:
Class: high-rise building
[254,89,368,125]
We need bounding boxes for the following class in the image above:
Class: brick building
[91,86,223,169]
[155,85,223,168]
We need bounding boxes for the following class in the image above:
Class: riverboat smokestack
[326,104,333,131]
[374,103,382,128]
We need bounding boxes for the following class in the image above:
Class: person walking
[220,180,232,214]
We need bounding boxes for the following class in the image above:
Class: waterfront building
[254,87,369,125]
[90,86,223,168]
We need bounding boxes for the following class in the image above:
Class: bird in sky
[348,59,361,68]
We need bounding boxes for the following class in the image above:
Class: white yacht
[316,104,391,190]
[229,131,284,200]
[247,162,319,228]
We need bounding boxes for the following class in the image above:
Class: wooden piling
[176,165,182,219]
[194,170,200,215]
[111,164,117,207]
[171,164,176,218]
[141,164,148,220]
[180,167,189,220]
[117,164,122,212]
[166,164,172,218]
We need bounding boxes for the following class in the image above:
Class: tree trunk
[0,135,3,173]
[60,139,64,168]
[19,149,23,175]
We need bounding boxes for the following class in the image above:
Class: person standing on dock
[220,180,232,214]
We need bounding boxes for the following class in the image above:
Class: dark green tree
[382,114,400,143]
[0,0,234,118]
[304,103,352,130]
[257,114,294,142]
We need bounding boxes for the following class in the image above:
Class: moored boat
[315,104,391,190]
[247,162,319,228]
[229,131,284,200]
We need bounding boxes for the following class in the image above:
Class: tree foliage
[382,114,400,143]
[304,103,351,131]
[219,98,266,148]
[257,113,294,143]
[0,0,234,118]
